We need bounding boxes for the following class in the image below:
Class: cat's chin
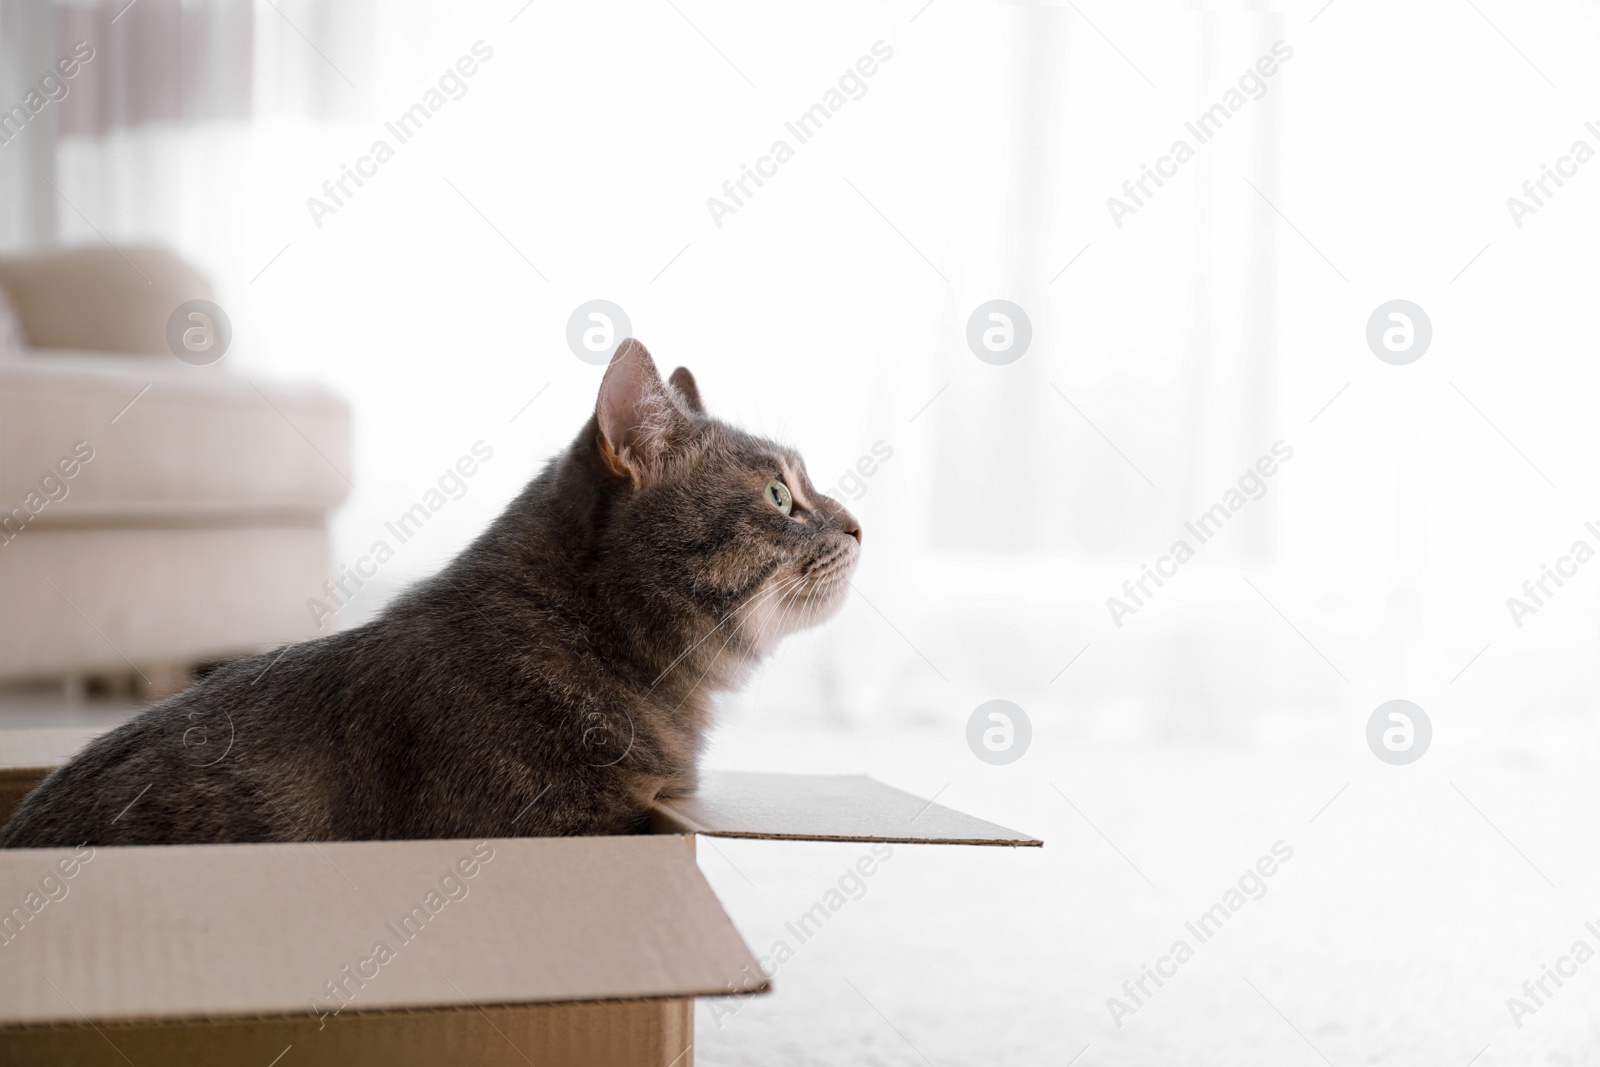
[734,568,852,657]
[794,571,852,629]
[763,564,853,644]
[731,537,860,657]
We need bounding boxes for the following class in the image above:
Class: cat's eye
[764,478,793,515]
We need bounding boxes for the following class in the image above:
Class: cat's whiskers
[707,576,808,699]
[747,573,809,651]
[759,597,801,665]
[756,573,817,663]
[647,571,804,690]
[725,572,807,654]
[725,570,807,657]
[777,575,825,643]
[669,572,807,710]
[754,579,804,652]
[787,551,847,626]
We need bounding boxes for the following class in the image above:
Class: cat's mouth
[791,538,858,624]
[733,537,859,653]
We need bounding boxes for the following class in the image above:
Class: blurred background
[3,0,1600,1063]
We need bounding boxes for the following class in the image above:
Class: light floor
[692,723,1600,1066]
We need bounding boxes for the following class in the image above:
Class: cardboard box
[0,726,1040,1066]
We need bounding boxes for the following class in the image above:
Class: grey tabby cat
[0,340,860,847]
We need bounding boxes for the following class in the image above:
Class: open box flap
[650,771,1042,846]
[0,834,765,1028]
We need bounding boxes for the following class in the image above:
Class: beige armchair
[0,246,350,690]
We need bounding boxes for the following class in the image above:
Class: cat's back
[0,691,235,847]
[0,632,370,848]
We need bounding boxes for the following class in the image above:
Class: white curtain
[0,0,64,247]
[18,2,1473,738]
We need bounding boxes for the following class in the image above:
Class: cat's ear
[596,339,687,483]
[668,367,705,415]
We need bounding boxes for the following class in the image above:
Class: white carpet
[693,722,1600,1066]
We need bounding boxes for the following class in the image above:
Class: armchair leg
[62,673,87,705]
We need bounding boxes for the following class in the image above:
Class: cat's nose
[826,497,861,543]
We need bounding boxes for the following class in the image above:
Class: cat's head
[587,339,861,674]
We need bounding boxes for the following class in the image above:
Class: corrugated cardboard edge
[0,996,694,1067]
[0,994,707,1034]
